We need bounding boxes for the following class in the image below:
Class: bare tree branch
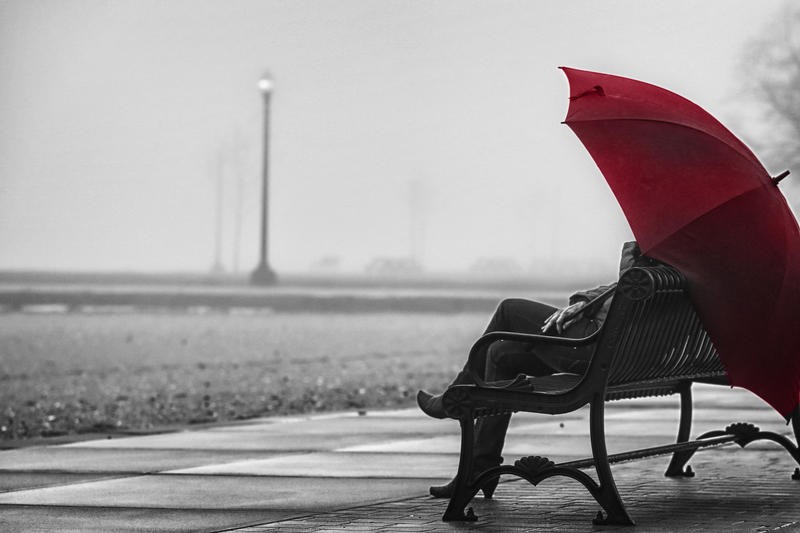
[742,2,800,178]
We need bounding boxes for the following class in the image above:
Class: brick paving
[230,452,800,532]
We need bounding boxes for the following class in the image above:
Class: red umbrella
[561,66,800,418]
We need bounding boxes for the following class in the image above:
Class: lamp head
[258,73,274,93]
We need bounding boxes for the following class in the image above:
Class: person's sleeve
[568,283,615,306]
[618,241,639,273]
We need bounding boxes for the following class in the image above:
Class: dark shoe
[429,479,455,498]
[429,475,500,499]
[416,390,447,419]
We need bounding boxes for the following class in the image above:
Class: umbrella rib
[763,211,796,340]
[645,183,772,252]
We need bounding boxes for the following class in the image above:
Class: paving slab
[338,432,713,457]
[0,472,121,492]
[689,386,775,408]
[230,408,586,427]
[62,431,405,451]
[0,448,277,473]
[168,452,457,478]
[201,416,456,436]
[601,387,770,413]
[604,406,782,423]
[0,475,440,511]
[515,414,787,435]
[0,505,294,533]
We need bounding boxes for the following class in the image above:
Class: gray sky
[0,0,786,276]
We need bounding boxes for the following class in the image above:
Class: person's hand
[541,301,588,334]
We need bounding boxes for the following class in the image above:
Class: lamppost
[251,72,277,285]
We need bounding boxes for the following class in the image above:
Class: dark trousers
[458,298,597,469]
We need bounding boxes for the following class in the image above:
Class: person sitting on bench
[416,241,650,498]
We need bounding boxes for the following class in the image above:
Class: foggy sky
[0,1,786,276]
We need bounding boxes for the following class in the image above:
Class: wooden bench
[439,264,800,525]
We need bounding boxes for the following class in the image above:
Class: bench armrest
[473,329,602,348]
[466,328,603,385]
[580,283,617,316]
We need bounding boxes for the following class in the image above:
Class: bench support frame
[442,383,800,525]
[438,266,800,525]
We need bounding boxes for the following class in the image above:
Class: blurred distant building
[468,257,524,278]
[364,257,423,277]
[309,255,343,273]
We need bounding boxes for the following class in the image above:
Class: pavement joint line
[7,471,441,482]
[215,493,438,533]
[156,473,451,480]
[55,446,332,453]
[0,503,318,533]
[0,503,291,511]
[217,479,530,532]
[0,501,316,513]
[0,468,178,476]
[0,473,142,493]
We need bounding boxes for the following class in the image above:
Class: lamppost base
[250,264,277,285]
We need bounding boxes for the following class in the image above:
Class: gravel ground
[0,310,488,440]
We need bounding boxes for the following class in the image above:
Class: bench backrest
[593,265,725,388]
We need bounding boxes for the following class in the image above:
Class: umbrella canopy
[561,66,800,418]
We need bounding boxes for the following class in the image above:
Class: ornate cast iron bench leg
[664,396,800,481]
[589,393,635,526]
[442,415,481,521]
[665,384,696,477]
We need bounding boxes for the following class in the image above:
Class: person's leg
[416,368,472,419]
[431,339,561,497]
[528,316,598,374]
[464,298,558,379]
[472,341,559,475]
[429,340,536,498]
[427,311,600,497]
[483,298,557,335]
[417,298,556,419]
[471,319,598,485]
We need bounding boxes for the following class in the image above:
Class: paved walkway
[1,384,799,532]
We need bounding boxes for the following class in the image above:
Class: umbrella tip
[569,85,605,101]
[772,170,791,186]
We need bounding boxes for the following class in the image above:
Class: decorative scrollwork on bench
[442,386,472,419]
[514,455,555,477]
[617,267,655,300]
[725,422,760,439]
